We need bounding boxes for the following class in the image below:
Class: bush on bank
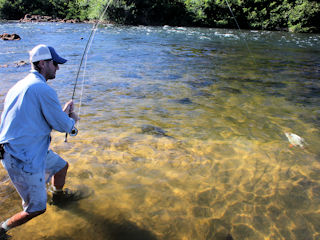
[0,0,319,33]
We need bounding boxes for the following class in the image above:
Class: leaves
[288,0,320,32]
[0,0,319,33]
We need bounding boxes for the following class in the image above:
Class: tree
[288,0,320,33]
[0,0,319,33]
[0,0,50,19]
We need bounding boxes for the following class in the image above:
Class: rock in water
[15,61,28,67]
[140,124,169,137]
[174,98,193,104]
[0,33,21,41]
[218,87,242,94]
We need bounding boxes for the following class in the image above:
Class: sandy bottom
[1,123,320,240]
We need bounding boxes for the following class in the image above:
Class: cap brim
[48,46,67,64]
[54,56,67,64]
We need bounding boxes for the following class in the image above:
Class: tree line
[0,0,319,33]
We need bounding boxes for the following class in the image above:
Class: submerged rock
[218,87,242,94]
[172,97,193,105]
[140,124,170,137]
[192,206,212,218]
[0,33,21,41]
[187,78,215,88]
[78,170,93,179]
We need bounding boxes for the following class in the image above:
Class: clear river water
[0,22,320,240]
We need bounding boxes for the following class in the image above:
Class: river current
[0,22,320,240]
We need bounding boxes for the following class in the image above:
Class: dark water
[0,22,320,240]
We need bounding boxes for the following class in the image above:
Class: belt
[0,144,4,160]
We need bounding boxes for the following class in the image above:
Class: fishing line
[224,0,256,65]
[65,0,114,142]
[76,46,90,130]
[76,28,97,130]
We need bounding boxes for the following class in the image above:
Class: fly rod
[65,0,114,142]
[224,0,256,65]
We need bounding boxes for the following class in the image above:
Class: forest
[0,0,319,33]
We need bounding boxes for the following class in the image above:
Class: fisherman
[0,44,80,239]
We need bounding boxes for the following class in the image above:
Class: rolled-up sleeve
[37,85,75,133]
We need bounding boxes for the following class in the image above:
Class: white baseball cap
[29,44,67,64]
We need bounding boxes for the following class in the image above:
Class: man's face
[44,60,59,80]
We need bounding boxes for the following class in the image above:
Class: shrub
[288,0,320,33]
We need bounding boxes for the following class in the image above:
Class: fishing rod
[224,0,256,65]
[65,0,114,142]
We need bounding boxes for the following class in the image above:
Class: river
[0,22,320,240]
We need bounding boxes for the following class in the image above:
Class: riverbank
[0,0,319,33]
[19,14,85,24]
[0,14,112,28]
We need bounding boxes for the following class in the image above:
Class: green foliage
[182,0,320,32]
[239,0,291,30]
[0,0,89,20]
[84,0,109,20]
[0,0,50,19]
[184,0,209,24]
[48,0,69,18]
[288,0,320,33]
[0,0,319,33]
[48,0,89,20]
[103,0,193,26]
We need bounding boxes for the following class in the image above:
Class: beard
[47,72,56,80]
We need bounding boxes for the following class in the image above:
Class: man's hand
[63,100,79,122]
[63,100,74,115]
[69,112,80,123]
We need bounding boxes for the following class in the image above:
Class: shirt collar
[30,70,47,82]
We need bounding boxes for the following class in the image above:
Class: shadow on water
[49,203,158,240]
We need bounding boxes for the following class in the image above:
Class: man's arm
[37,86,76,133]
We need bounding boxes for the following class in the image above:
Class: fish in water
[285,132,306,148]
[140,124,171,137]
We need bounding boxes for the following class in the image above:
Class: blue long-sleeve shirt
[0,70,75,173]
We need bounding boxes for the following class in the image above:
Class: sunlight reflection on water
[0,22,320,239]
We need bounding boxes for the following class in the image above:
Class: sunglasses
[45,59,59,66]
[52,60,59,67]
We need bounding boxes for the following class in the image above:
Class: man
[0,44,79,239]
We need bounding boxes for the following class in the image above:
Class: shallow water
[0,22,320,239]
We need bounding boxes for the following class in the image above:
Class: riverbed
[0,22,320,239]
